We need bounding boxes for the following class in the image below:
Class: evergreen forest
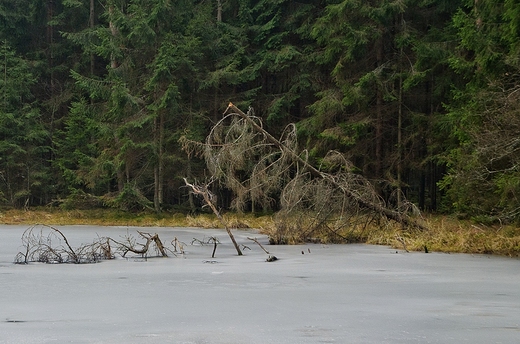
[1,0,520,223]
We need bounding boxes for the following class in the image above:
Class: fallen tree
[181,103,426,243]
[14,224,170,264]
[15,224,113,264]
[109,230,169,257]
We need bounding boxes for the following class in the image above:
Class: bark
[397,45,403,207]
[90,0,95,76]
[108,5,118,69]
[216,0,222,22]
[153,113,164,213]
[158,113,164,205]
[375,35,384,182]
[110,231,168,257]
[247,237,270,254]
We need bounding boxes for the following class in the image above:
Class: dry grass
[0,208,271,231]
[261,213,520,257]
[0,208,190,227]
[185,213,273,230]
[1,209,519,257]
[359,215,520,257]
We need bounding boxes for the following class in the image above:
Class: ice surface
[1,224,519,343]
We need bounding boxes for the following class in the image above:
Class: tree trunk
[108,5,118,69]
[153,112,164,213]
[159,112,164,205]
[397,32,404,208]
[108,5,123,192]
[90,0,95,76]
[154,165,160,212]
[47,0,54,95]
[375,35,384,182]
[183,178,243,255]
[216,0,222,22]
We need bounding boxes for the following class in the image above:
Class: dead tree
[181,103,427,244]
[225,103,426,230]
[183,178,243,255]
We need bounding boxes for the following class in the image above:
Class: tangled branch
[15,224,113,264]
[14,225,170,264]
[182,103,427,243]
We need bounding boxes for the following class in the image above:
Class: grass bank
[1,208,519,257]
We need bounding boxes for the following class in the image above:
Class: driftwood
[171,237,185,254]
[210,237,218,258]
[248,236,278,262]
[247,237,270,254]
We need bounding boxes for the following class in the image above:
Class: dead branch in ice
[247,237,270,254]
[14,224,113,264]
[248,236,278,262]
[171,237,185,255]
[191,236,220,258]
[209,236,219,258]
[183,178,243,256]
[108,231,169,257]
[14,225,170,264]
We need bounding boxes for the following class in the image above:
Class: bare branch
[184,178,243,255]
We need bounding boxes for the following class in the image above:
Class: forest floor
[1,208,519,257]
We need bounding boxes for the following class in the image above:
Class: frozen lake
[0,224,519,343]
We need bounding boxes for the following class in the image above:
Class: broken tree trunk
[138,231,168,257]
[109,231,168,257]
[183,178,243,256]
[224,102,427,231]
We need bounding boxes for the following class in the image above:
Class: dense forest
[0,0,519,222]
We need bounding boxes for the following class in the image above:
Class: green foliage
[0,40,49,206]
[440,0,520,221]
[0,0,517,223]
[103,183,153,212]
[54,99,104,192]
[59,189,104,210]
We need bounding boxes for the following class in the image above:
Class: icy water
[0,225,519,343]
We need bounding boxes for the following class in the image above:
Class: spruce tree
[441,0,520,221]
[0,41,49,206]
